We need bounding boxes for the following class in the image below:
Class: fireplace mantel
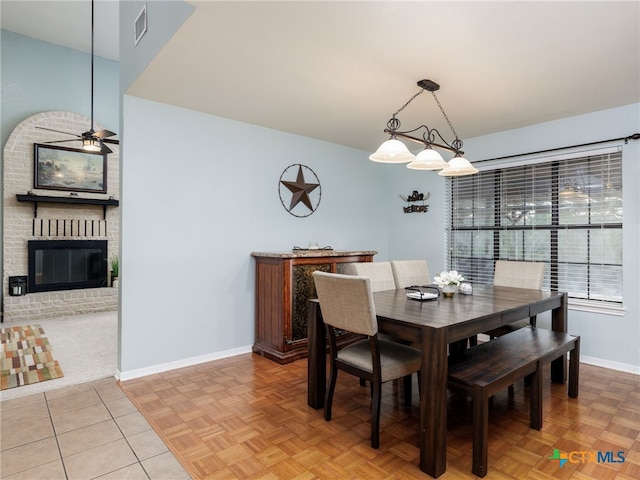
[16,193,119,219]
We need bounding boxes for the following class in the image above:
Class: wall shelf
[16,194,119,219]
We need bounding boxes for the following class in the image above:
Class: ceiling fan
[37,0,118,155]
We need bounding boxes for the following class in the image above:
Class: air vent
[134,4,147,46]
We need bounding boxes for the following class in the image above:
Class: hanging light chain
[431,91,460,143]
[393,88,425,117]
[387,89,425,132]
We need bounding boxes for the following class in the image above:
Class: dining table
[307,284,568,478]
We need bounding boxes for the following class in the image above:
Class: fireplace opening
[28,240,108,293]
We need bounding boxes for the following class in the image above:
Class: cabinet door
[290,263,331,343]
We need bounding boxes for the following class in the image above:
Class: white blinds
[445,148,623,305]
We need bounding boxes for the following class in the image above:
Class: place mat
[1,325,64,390]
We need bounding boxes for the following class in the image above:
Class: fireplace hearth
[28,240,108,293]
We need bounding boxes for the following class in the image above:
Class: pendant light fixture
[370,79,478,176]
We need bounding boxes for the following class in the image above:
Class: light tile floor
[0,378,191,480]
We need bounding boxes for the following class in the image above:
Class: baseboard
[580,355,639,375]
[114,347,640,382]
[116,345,253,382]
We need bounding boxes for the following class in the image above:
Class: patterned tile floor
[0,377,191,479]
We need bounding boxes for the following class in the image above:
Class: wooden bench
[448,326,580,477]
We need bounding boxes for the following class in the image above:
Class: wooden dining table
[307,284,568,478]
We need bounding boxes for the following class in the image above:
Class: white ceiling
[1,0,119,61]
[3,1,640,154]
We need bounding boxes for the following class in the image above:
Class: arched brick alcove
[3,111,120,322]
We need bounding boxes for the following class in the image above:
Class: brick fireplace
[2,111,119,322]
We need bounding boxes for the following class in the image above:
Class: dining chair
[345,261,405,358]
[390,259,431,289]
[342,261,396,292]
[490,260,546,335]
[312,271,422,449]
[469,260,546,346]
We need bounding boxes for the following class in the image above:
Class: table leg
[307,299,326,409]
[551,292,568,384]
[420,327,448,477]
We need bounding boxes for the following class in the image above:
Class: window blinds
[445,147,623,305]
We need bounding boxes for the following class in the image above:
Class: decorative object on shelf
[459,282,473,295]
[400,191,430,213]
[36,0,118,155]
[369,79,478,176]
[34,144,107,193]
[292,244,333,251]
[278,164,321,217]
[433,270,465,297]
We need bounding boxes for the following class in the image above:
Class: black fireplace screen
[28,240,108,292]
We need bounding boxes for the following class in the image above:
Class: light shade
[82,137,102,152]
[369,138,415,163]
[438,155,479,176]
[407,147,449,170]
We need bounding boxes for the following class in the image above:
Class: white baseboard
[579,355,640,375]
[116,345,253,382]
[114,347,639,383]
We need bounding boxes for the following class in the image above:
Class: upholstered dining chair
[342,261,396,292]
[390,260,431,289]
[484,260,546,339]
[312,271,422,449]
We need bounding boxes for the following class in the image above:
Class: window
[445,148,623,308]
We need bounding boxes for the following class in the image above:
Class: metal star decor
[278,164,321,217]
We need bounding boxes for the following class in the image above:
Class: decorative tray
[405,285,440,301]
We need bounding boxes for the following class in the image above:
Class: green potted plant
[111,256,119,287]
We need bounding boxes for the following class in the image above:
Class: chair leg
[472,385,489,477]
[324,365,338,421]
[468,335,478,347]
[403,375,412,407]
[371,381,382,449]
[359,378,366,387]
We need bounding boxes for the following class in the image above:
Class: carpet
[1,325,64,390]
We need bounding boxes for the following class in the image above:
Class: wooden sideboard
[251,250,377,364]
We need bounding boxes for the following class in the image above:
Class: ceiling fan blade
[36,126,81,138]
[93,129,117,139]
[99,142,113,154]
[102,138,120,145]
[43,139,79,144]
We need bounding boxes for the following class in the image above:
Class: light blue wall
[1,30,119,318]
[120,95,390,372]
[1,30,119,149]
[387,105,640,371]
[386,166,447,275]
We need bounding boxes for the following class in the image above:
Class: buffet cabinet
[251,250,377,364]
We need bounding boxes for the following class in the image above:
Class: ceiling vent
[134,4,147,46]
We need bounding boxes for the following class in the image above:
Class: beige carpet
[0,311,117,401]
